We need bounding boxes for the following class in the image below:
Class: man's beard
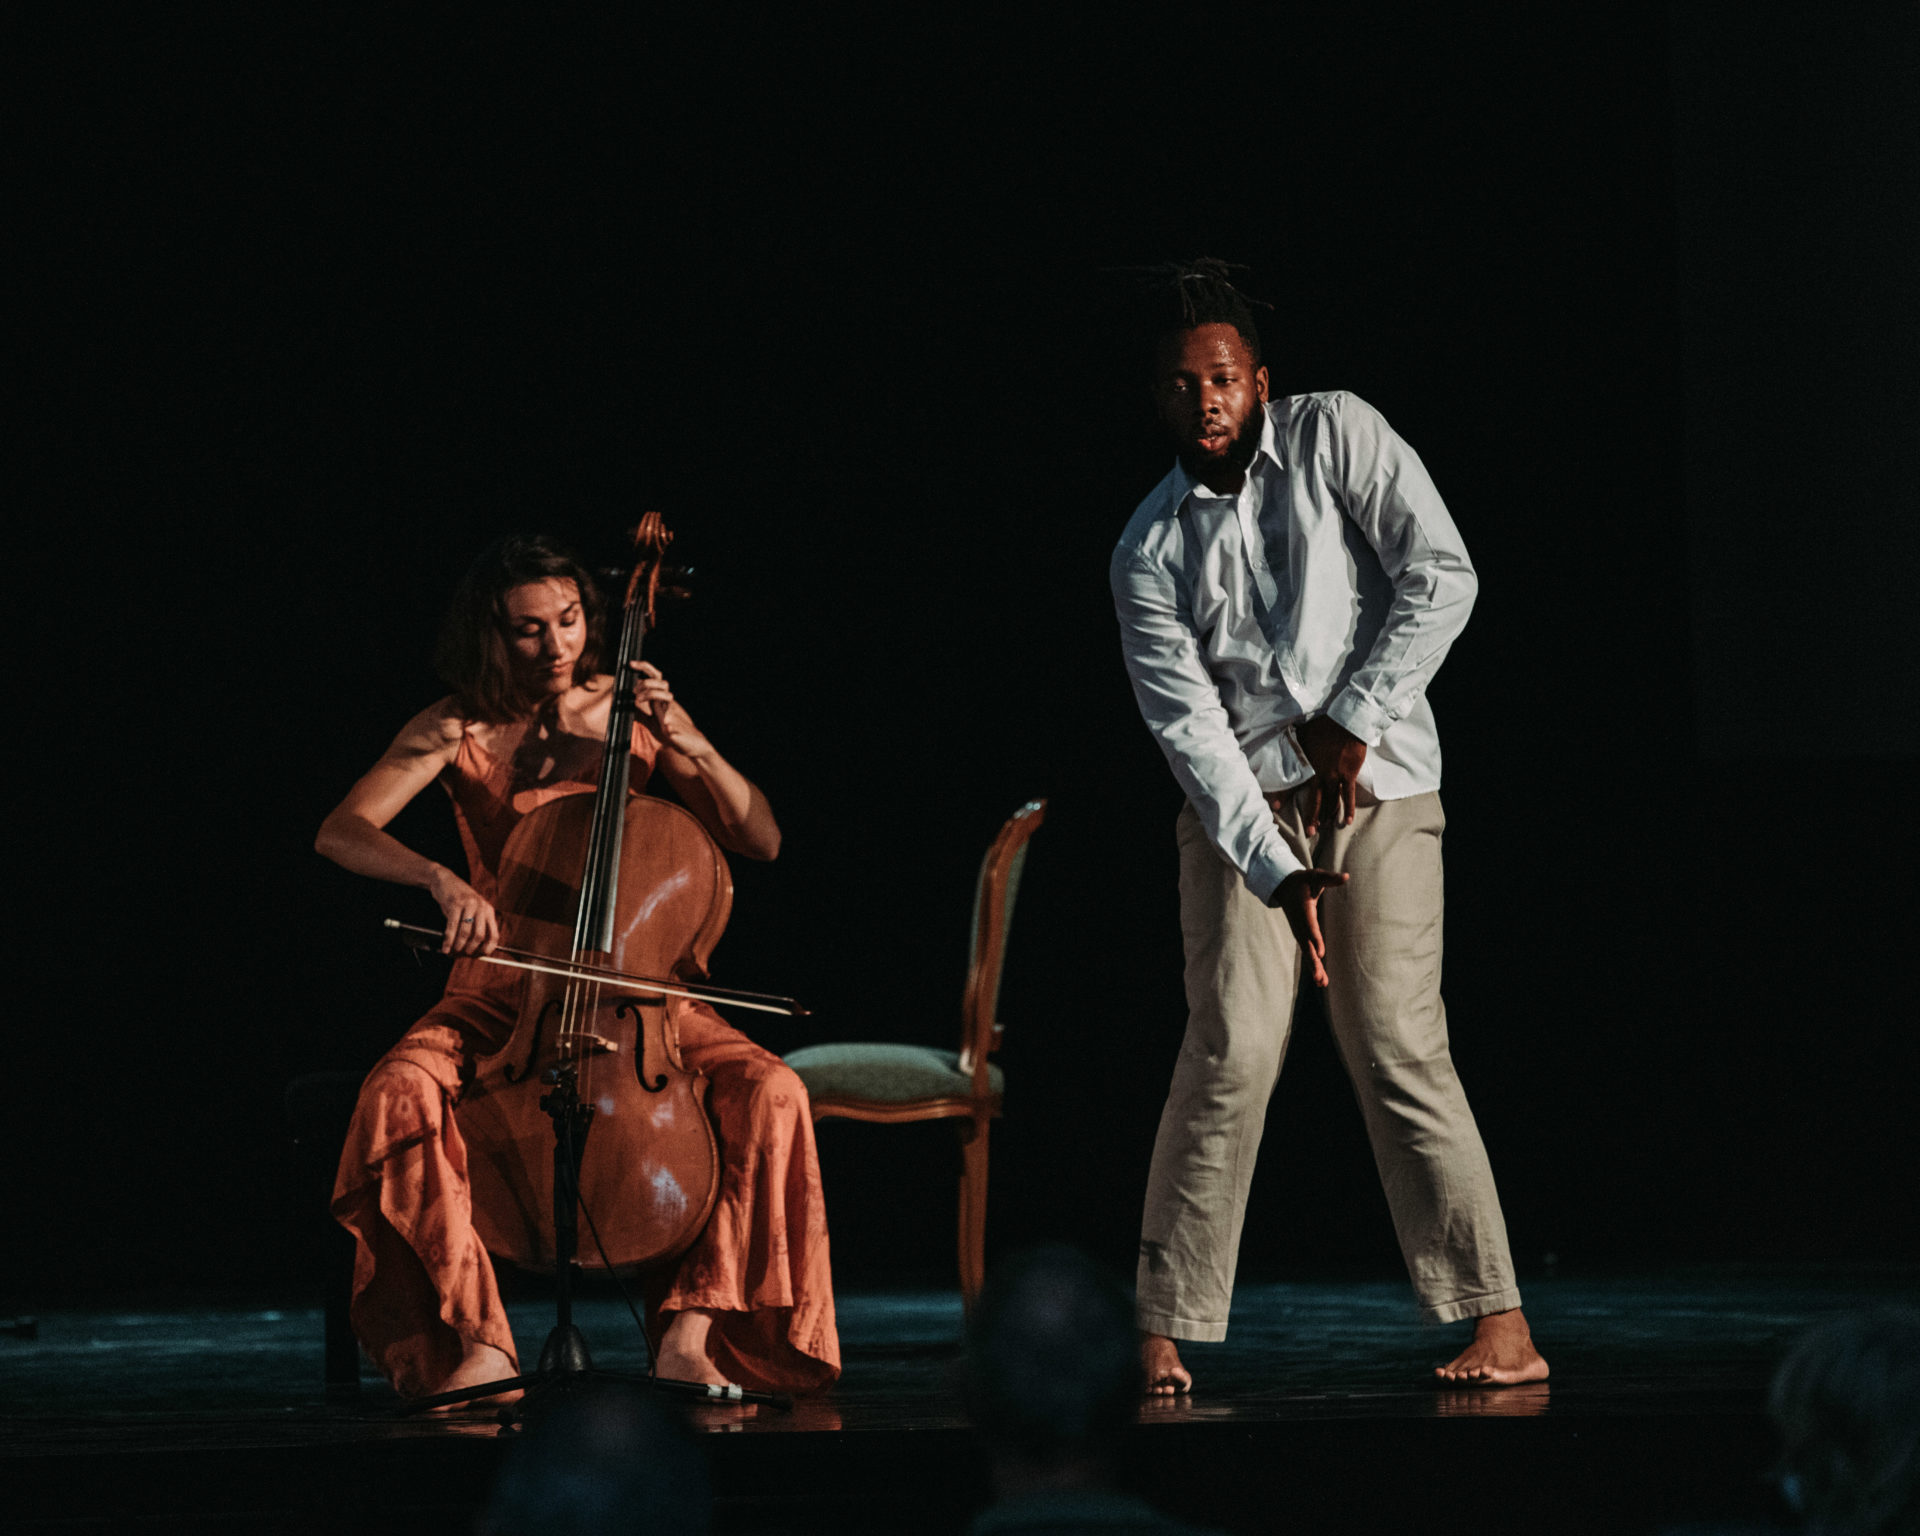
[1175,407,1264,482]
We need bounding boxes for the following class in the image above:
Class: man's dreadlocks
[1128,257,1272,368]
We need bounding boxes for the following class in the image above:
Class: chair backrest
[957,799,1047,1094]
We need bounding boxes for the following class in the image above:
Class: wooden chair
[283,1069,367,1394]
[784,798,1046,1307]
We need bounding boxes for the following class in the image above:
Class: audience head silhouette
[476,1383,711,1536]
[964,1244,1142,1484]
[1769,1306,1920,1536]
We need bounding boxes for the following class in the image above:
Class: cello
[433,513,802,1282]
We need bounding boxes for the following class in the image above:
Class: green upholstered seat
[786,1041,1005,1105]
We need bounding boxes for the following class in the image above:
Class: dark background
[14,4,1916,1304]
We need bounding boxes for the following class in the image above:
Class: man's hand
[1269,868,1350,987]
[1296,715,1368,832]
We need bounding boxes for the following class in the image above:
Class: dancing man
[1110,261,1547,1393]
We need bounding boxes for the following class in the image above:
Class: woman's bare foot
[1435,1308,1549,1386]
[1141,1332,1193,1396]
[655,1308,738,1389]
[427,1341,522,1410]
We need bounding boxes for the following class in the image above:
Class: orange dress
[330,713,839,1398]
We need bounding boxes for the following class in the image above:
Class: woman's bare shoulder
[386,696,473,760]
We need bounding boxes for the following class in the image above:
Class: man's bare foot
[1141,1332,1193,1396]
[1435,1308,1549,1386]
[427,1341,522,1410]
[655,1308,738,1389]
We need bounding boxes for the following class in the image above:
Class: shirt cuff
[1326,687,1395,747]
[1246,842,1304,906]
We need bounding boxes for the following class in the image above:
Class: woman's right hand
[428,867,500,956]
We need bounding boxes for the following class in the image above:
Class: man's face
[1153,323,1270,483]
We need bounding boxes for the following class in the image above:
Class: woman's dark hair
[434,534,606,722]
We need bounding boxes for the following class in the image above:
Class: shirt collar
[1172,403,1282,508]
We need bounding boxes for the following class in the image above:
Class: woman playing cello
[317,533,838,1401]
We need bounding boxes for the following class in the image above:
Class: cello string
[578,578,643,1097]
[582,971,602,1100]
[589,562,655,1094]
[587,586,642,936]
[567,572,637,1069]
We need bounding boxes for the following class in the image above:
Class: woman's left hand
[629,660,716,761]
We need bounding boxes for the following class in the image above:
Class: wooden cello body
[457,789,730,1272]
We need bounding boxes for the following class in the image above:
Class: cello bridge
[557,1034,621,1059]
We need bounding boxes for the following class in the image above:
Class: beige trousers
[1136,788,1521,1339]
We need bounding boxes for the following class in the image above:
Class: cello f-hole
[614,997,671,1092]
[502,996,563,1085]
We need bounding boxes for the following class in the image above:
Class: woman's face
[502,578,587,698]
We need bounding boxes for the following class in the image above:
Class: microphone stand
[399,1062,792,1422]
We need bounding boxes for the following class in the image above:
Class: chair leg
[323,1216,361,1395]
[286,1070,367,1397]
[955,1116,990,1310]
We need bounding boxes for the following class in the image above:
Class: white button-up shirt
[1110,392,1477,903]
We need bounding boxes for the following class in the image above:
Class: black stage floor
[6,1265,1914,1534]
